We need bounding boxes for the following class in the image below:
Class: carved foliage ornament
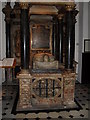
[2,3,12,23]
[13,2,21,17]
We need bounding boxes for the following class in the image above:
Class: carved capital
[13,2,20,18]
[58,14,64,20]
[20,69,30,74]
[65,3,75,11]
[20,2,29,9]
[2,2,12,23]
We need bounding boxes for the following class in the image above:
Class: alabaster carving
[33,53,58,69]
[33,61,58,69]
[33,53,54,61]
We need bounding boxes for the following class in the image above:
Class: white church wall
[88,2,90,39]
[76,2,89,83]
[0,2,6,85]
[78,2,83,83]
[83,2,89,52]
[0,2,2,86]
[75,2,79,75]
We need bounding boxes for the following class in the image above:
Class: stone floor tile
[16,113,26,118]
[37,112,48,118]
[2,83,89,119]
[58,111,70,118]
[69,110,80,116]
[48,112,59,118]
[2,113,16,119]
[79,110,88,115]
[26,113,38,118]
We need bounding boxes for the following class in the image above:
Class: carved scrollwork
[32,77,63,99]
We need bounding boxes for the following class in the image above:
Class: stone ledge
[17,73,32,79]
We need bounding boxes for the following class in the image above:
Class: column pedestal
[63,71,76,105]
[17,72,32,109]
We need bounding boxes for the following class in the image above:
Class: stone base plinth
[17,69,76,109]
[6,68,13,83]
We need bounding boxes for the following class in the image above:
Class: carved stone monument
[3,1,78,110]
